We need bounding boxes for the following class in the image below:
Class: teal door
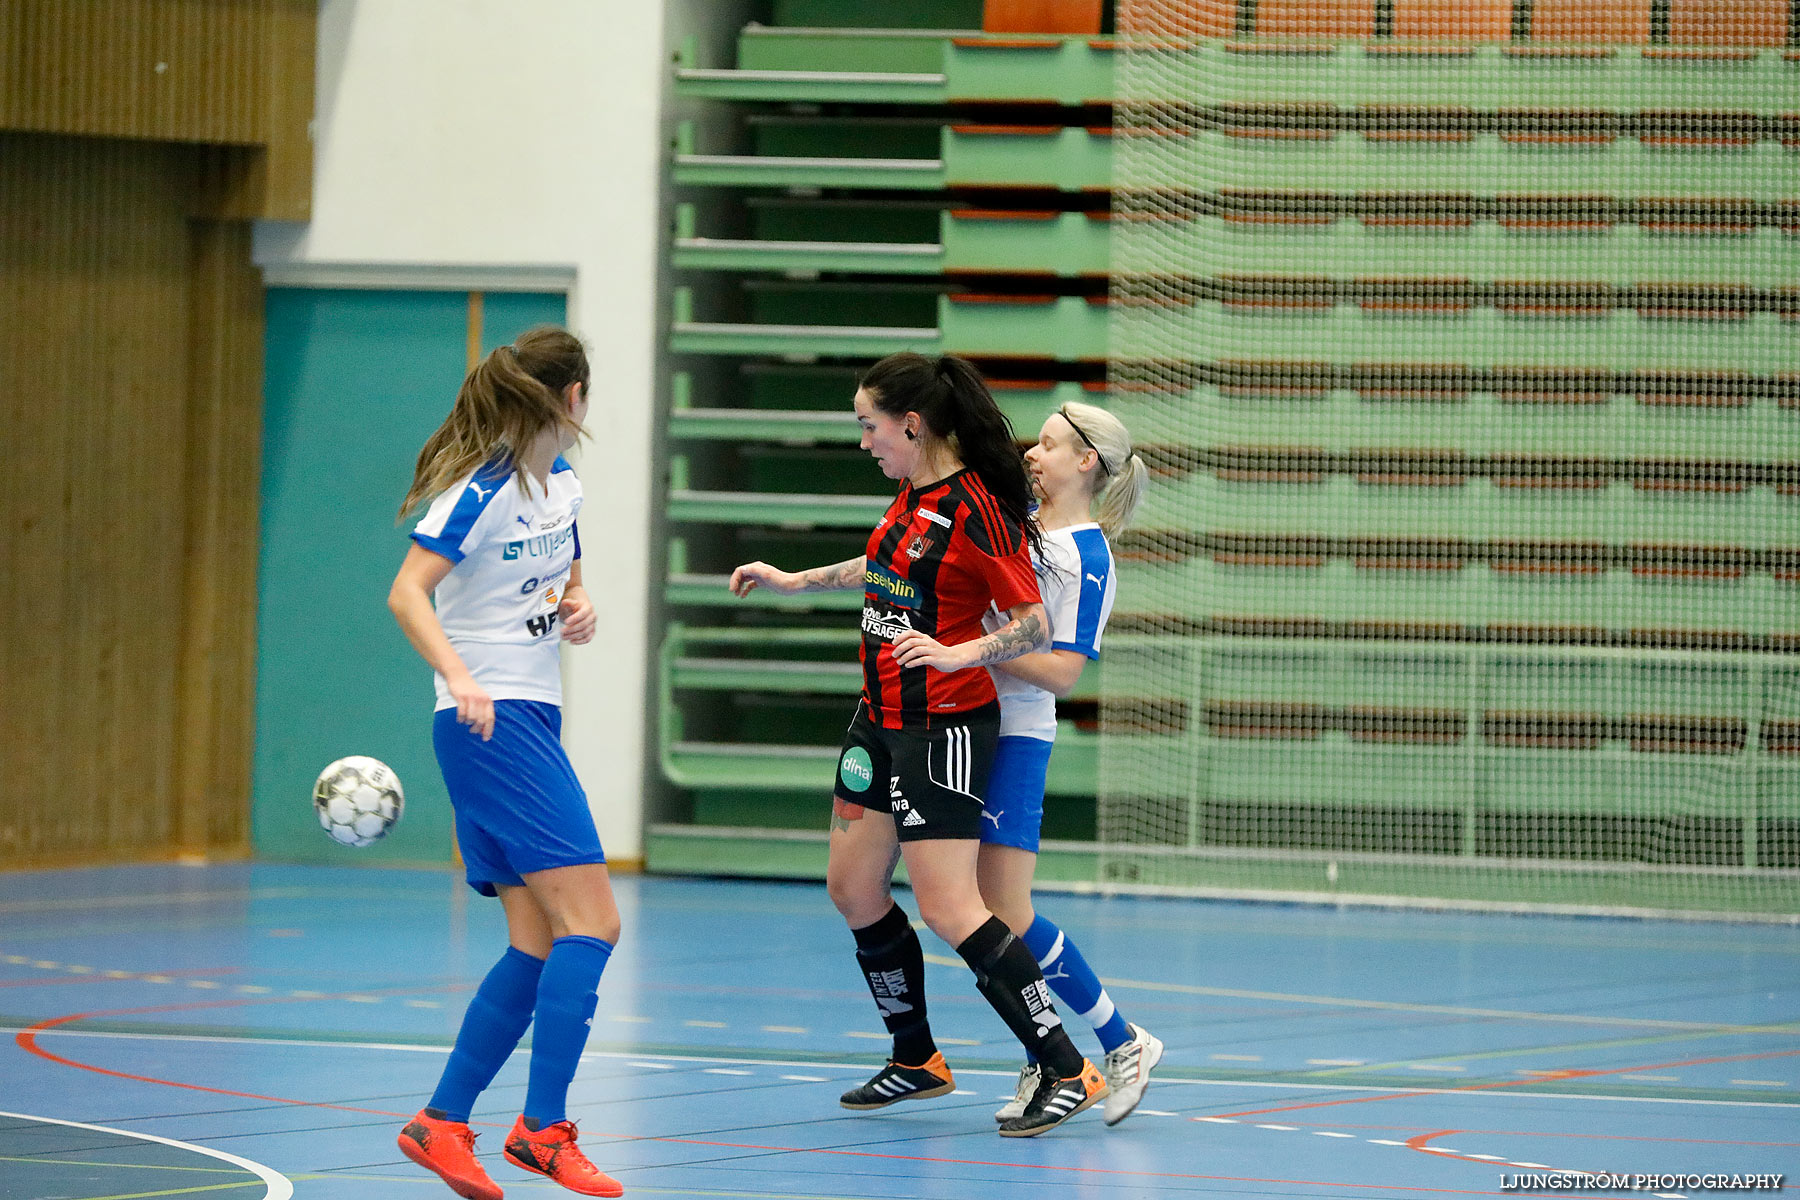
[254,287,568,864]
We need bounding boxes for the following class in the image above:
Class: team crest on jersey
[905,533,934,561]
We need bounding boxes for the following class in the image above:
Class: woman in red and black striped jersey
[730,353,1107,1137]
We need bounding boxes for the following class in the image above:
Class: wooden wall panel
[0,132,259,865]
[177,219,263,852]
[0,0,263,143]
[1,0,315,221]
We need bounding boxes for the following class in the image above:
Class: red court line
[1408,1130,1482,1167]
[1275,1121,1798,1148]
[18,1001,419,1117]
[15,995,1521,1195]
[1213,1047,1800,1121]
[0,967,242,989]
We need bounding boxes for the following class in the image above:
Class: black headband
[1058,407,1112,477]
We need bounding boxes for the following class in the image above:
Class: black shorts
[833,701,1000,842]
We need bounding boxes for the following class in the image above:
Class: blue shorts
[980,735,1054,853]
[432,700,605,896]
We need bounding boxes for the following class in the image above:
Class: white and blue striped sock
[1021,914,1132,1055]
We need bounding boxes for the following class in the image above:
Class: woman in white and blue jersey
[388,327,623,1200]
[977,401,1165,1127]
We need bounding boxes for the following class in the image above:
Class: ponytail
[861,352,1044,561]
[399,326,590,519]
[1059,400,1147,539]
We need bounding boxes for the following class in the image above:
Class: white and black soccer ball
[313,756,404,847]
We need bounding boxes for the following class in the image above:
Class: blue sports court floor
[1,864,1794,1199]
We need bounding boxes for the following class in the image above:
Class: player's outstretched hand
[559,586,596,645]
[729,561,799,597]
[890,630,973,671]
[447,673,496,741]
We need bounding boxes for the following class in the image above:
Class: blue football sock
[1021,914,1133,1055]
[522,934,613,1127]
[428,945,545,1123]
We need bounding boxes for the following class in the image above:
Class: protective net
[1100,0,1799,916]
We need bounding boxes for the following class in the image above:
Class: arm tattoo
[796,556,866,593]
[966,609,1048,668]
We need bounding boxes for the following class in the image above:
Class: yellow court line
[1306,1026,1800,1078]
[0,889,314,915]
[0,1156,252,1176]
[926,953,1800,1036]
[319,1176,876,1200]
[58,1182,263,1200]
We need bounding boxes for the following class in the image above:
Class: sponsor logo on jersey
[525,610,560,638]
[861,605,914,642]
[863,563,918,609]
[918,508,951,528]
[501,523,578,561]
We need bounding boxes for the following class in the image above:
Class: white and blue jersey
[982,522,1116,742]
[410,455,582,711]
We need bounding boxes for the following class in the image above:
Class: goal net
[1099,0,1799,917]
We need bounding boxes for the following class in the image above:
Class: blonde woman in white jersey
[978,401,1164,1126]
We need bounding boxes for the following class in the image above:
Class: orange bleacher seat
[1394,0,1512,41]
[983,0,1104,34]
[1669,0,1792,47]
[1119,0,1236,37]
[1531,0,1652,43]
[1256,0,1376,39]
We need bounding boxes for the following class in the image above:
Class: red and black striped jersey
[859,469,1041,730]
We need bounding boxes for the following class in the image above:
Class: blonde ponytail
[1094,452,1148,540]
[1059,400,1146,538]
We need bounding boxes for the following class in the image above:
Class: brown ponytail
[399,326,590,520]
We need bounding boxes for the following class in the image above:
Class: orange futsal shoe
[397,1110,504,1200]
[503,1116,623,1197]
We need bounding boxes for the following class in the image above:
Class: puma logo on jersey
[468,481,493,501]
[1086,572,1105,589]
[516,514,532,529]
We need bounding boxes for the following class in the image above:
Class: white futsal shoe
[993,1063,1041,1121]
[1101,1023,1164,1125]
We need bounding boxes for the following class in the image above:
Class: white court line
[915,952,1800,1034]
[0,1109,291,1200]
[7,1027,1795,1108]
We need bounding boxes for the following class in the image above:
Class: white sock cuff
[1079,992,1116,1029]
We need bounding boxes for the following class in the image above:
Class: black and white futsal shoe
[839,1051,956,1109]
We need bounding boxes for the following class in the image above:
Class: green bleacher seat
[659,7,1798,891]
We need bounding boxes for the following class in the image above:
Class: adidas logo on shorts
[902,809,926,827]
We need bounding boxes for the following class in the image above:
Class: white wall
[256,0,674,860]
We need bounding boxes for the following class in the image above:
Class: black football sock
[851,903,938,1065]
[956,916,1084,1078]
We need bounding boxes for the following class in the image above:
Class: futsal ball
[313,756,404,847]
